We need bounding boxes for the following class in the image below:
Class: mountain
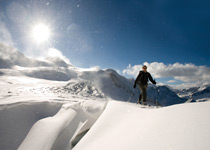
[0,44,187,106]
[147,85,187,106]
[192,85,210,102]
[175,84,210,102]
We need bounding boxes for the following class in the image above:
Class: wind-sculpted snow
[18,104,77,150]
[0,101,63,150]
[75,101,210,150]
[0,100,106,150]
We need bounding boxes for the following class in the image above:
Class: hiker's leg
[138,94,142,104]
[142,85,147,105]
[139,85,145,104]
[137,85,142,104]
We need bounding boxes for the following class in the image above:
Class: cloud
[167,80,177,83]
[24,47,71,65]
[123,62,210,87]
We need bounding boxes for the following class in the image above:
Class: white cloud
[167,80,177,83]
[123,62,210,87]
[123,64,142,77]
[24,47,71,65]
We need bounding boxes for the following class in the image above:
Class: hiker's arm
[134,72,141,88]
[148,73,156,84]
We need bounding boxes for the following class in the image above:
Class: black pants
[138,84,147,104]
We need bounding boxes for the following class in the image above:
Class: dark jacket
[134,71,156,86]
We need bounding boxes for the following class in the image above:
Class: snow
[75,101,210,150]
[1,45,210,150]
[0,74,106,150]
[18,105,77,150]
[1,44,188,105]
[0,101,63,150]
[0,97,106,150]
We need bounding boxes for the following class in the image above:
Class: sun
[32,24,51,43]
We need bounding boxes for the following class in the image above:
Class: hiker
[133,65,156,105]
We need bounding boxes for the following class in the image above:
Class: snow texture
[75,101,210,150]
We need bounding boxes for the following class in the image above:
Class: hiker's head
[142,65,147,72]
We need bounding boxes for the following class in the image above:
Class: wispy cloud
[24,46,71,64]
[123,62,210,88]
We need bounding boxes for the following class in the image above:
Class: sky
[0,0,210,88]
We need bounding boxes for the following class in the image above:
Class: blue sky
[0,0,210,87]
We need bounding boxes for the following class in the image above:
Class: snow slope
[75,101,210,150]
[1,44,209,150]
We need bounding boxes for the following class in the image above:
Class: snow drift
[0,101,62,150]
[0,98,106,150]
[18,104,77,150]
[75,101,210,150]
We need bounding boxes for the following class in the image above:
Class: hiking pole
[128,94,132,102]
[128,88,135,102]
[153,84,158,107]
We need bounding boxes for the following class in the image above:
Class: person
[133,65,156,105]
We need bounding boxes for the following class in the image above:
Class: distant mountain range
[1,43,209,106]
[175,85,210,102]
